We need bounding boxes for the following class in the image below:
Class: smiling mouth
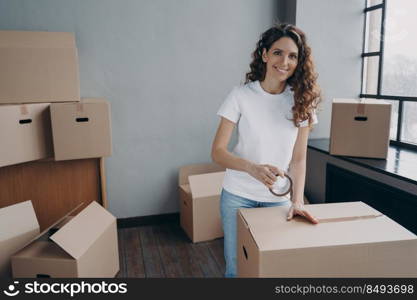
[274,66,288,73]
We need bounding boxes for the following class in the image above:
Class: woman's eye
[290,54,298,60]
[273,51,282,55]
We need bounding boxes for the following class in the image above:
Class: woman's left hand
[287,202,319,224]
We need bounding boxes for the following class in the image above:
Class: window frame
[360,0,417,151]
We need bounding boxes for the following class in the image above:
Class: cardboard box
[238,201,417,277]
[179,163,225,243]
[0,30,80,104]
[50,98,112,161]
[0,103,53,168]
[330,98,391,159]
[12,201,119,278]
[0,201,40,278]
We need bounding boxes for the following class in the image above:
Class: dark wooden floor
[116,222,226,278]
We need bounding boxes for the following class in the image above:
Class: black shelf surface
[308,138,417,185]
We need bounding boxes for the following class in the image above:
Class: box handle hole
[354,116,368,121]
[76,117,89,123]
[36,274,51,278]
[19,119,32,124]
[243,245,248,260]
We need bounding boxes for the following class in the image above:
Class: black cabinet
[326,163,417,234]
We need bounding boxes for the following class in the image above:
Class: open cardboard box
[0,103,53,168]
[179,163,225,243]
[330,98,391,159]
[0,201,40,278]
[50,98,112,161]
[12,201,119,278]
[238,201,417,277]
[0,30,80,104]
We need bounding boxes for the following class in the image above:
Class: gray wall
[0,0,281,218]
[296,0,364,138]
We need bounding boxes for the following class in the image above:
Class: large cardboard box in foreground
[179,163,225,243]
[50,98,112,161]
[12,201,119,278]
[0,103,52,167]
[330,98,391,159]
[0,201,40,278]
[0,30,80,104]
[238,202,417,277]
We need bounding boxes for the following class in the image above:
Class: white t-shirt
[217,80,318,203]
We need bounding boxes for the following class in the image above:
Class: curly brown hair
[245,23,321,128]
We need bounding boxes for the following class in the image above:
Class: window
[361,0,417,150]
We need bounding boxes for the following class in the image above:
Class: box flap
[50,201,115,259]
[13,240,73,260]
[333,98,390,105]
[240,202,416,251]
[178,163,225,185]
[188,171,224,199]
[0,201,39,241]
[16,202,84,252]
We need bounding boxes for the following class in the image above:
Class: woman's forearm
[211,148,253,173]
[288,160,306,205]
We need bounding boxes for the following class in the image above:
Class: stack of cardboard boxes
[0,30,118,278]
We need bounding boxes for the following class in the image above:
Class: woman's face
[262,37,298,83]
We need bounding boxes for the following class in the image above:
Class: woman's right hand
[246,163,285,189]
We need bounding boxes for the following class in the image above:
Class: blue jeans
[220,188,291,278]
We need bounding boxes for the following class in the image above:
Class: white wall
[296,0,365,138]
[0,0,280,218]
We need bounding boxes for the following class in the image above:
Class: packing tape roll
[269,173,293,197]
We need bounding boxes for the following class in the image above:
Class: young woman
[211,24,321,278]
